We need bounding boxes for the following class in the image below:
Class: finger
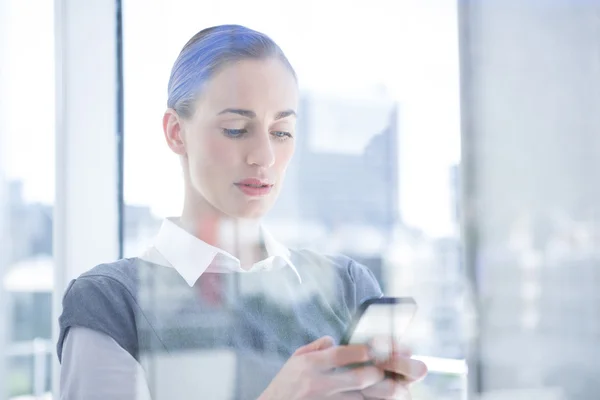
[328,392,365,400]
[377,356,427,382]
[294,336,335,356]
[363,395,411,400]
[308,344,372,370]
[363,390,412,400]
[361,378,410,399]
[370,338,412,358]
[323,365,385,394]
[391,343,412,358]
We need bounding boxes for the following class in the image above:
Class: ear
[163,109,187,156]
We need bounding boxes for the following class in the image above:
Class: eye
[272,131,293,140]
[222,128,247,138]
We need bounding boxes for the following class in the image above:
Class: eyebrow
[218,108,297,120]
[274,109,297,120]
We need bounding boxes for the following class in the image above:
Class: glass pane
[121,1,463,399]
[462,2,600,399]
[1,0,55,398]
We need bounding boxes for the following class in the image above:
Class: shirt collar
[142,217,301,286]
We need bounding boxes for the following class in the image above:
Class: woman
[57,25,427,399]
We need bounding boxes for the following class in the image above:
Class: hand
[258,336,386,400]
[360,344,428,399]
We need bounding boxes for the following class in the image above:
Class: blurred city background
[1,0,599,399]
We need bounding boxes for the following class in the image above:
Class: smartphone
[340,297,417,361]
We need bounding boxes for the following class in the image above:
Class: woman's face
[165,58,299,219]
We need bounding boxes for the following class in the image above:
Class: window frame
[52,0,121,396]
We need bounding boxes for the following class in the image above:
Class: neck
[179,188,264,268]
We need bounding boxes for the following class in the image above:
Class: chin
[227,201,272,219]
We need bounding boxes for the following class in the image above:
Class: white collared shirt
[60,217,300,400]
[140,217,302,285]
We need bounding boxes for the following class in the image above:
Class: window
[123,0,465,398]
[2,1,597,399]
[1,0,55,398]
[461,1,600,398]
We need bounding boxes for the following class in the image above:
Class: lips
[235,178,273,197]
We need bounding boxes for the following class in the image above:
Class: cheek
[275,142,295,172]
[191,133,238,170]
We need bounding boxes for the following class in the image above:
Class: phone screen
[342,297,417,357]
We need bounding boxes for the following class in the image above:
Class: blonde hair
[167,24,297,118]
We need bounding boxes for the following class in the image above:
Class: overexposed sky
[2,0,461,237]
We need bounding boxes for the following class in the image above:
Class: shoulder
[290,248,383,305]
[77,257,140,290]
[291,248,375,279]
[60,258,142,314]
[57,258,144,362]
[62,258,142,315]
[70,257,167,298]
[291,248,350,271]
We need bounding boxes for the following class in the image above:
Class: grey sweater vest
[57,249,382,399]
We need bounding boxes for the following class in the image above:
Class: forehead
[197,58,298,114]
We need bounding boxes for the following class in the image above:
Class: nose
[246,132,275,168]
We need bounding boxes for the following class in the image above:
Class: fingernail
[411,361,427,379]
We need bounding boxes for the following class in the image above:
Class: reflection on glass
[118,1,464,397]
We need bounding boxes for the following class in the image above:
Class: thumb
[294,336,335,356]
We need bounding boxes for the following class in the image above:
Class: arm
[57,272,151,399]
[60,326,152,400]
